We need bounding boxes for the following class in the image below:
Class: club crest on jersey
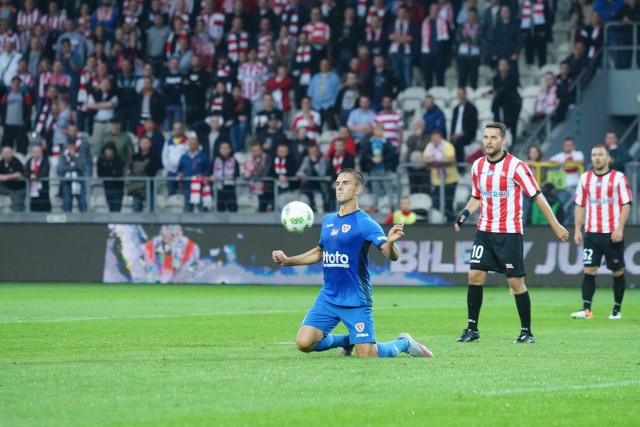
[330,228,339,236]
[355,322,365,332]
[487,169,495,176]
[342,225,351,233]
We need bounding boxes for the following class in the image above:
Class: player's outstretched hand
[387,223,405,243]
[611,229,623,243]
[553,223,569,242]
[272,250,288,265]
[574,229,583,246]
[454,209,470,232]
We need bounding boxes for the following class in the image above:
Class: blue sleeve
[358,214,388,249]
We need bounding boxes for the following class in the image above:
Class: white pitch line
[273,341,296,345]
[0,309,301,324]
[482,380,640,396]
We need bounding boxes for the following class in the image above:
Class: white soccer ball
[281,201,314,234]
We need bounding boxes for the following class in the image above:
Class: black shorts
[469,231,526,277]
[583,232,625,271]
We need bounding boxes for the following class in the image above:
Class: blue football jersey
[318,210,388,307]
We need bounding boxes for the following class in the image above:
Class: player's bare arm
[380,223,404,261]
[454,197,481,232]
[612,204,631,243]
[272,246,323,266]
[534,194,569,241]
[574,205,585,245]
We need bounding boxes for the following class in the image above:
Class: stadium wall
[2,224,639,287]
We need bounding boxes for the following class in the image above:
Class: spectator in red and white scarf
[237,48,266,102]
[420,3,449,89]
[242,142,270,211]
[533,72,559,119]
[16,0,41,50]
[24,145,51,212]
[291,31,313,108]
[209,140,239,212]
[41,1,66,38]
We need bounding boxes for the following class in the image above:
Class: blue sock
[376,338,410,358]
[313,334,350,352]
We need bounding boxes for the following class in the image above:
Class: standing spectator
[237,48,266,102]
[16,59,34,95]
[162,58,183,130]
[190,19,215,72]
[229,85,252,153]
[67,123,93,179]
[16,0,40,51]
[129,136,160,212]
[137,76,165,132]
[403,119,432,194]
[253,93,283,135]
[594,0,625,23]
[613,0,640,69]
[210,140,238,212]
[332,7,358,75]
[41,2,66,46]
[88,78,118,152]
[25,36,43,77]
[48,59,71,97]
[549,137,585,225]
[373,95,404,159]
[533,72,559,121]
[57,38,82,96]
[0,146,25,211]
[334,72,362,127]
[303,7,330,62]
[0,39,21,88]
[182,55,208,126]
[25,144,51,212]
[450,87,479,167]
[57,138,86,212]
[291,96,321,145]
[52,98,72,155]
[365,15,388,59]
[605,131,633,173]
[162,122,188,195]
[91,0,118,41]
[242,142,271,212]
[281,0,304,39]
[389,6,414,92]
[177,135,210,213]
[225,16,249,65]
[480,0,501,66]
[422,95,447,138]
[99,119,134,166]
[145,13,170,73]
[253,0,278,35]
[266,65,293,119]
[347,95,376,145]
[214,54,237,94]
[115,59,138,132]
[420,3,449,89]
[565,40,589,80]
[366,55,396,112]
[325,138,355,212]
[489,59,522,143]
[56,19,86,62]
[576,12,604,66]
[258,112,288,158]
[76,55,97,133]
[556,61,575,120]
[307,58,340,130]
[291,32,313,108]
[274,26,296,68]
[360,123,396,213]
[423,129,458,222]
[326,126,357,158]
[171,37,193,75]
[0,76,32,155]
[140,118,164,169]
[491,5,521,80]
[457,7,482,89]
[297,143,328,212]
[290,127,313,167]
[520,0,551,68]
[97,142,125,212]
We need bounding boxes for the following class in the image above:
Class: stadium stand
[0,0,636,225]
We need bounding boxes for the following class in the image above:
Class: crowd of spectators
[0,0,637,215]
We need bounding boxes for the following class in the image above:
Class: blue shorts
[301,295,376,344]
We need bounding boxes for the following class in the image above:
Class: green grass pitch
[0,284,638,427]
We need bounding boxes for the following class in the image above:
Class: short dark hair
[592,144,609,155]
[485,122,506,138]
[338,168,365,188]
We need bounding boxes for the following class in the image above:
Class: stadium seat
[521,85,542,99]
[0,195,11,213]
[237,193,258,214]
[165,194,184,213]
[400,97,423,116]
[91,195,109,213]
[277,192,299,210]
[537,63,560,78]
[358,193,374,210]
[521,98,537,117]
[454,185,471,211]
[409,192,432,211]
[427,86,450,107]
[429,208,446,224]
